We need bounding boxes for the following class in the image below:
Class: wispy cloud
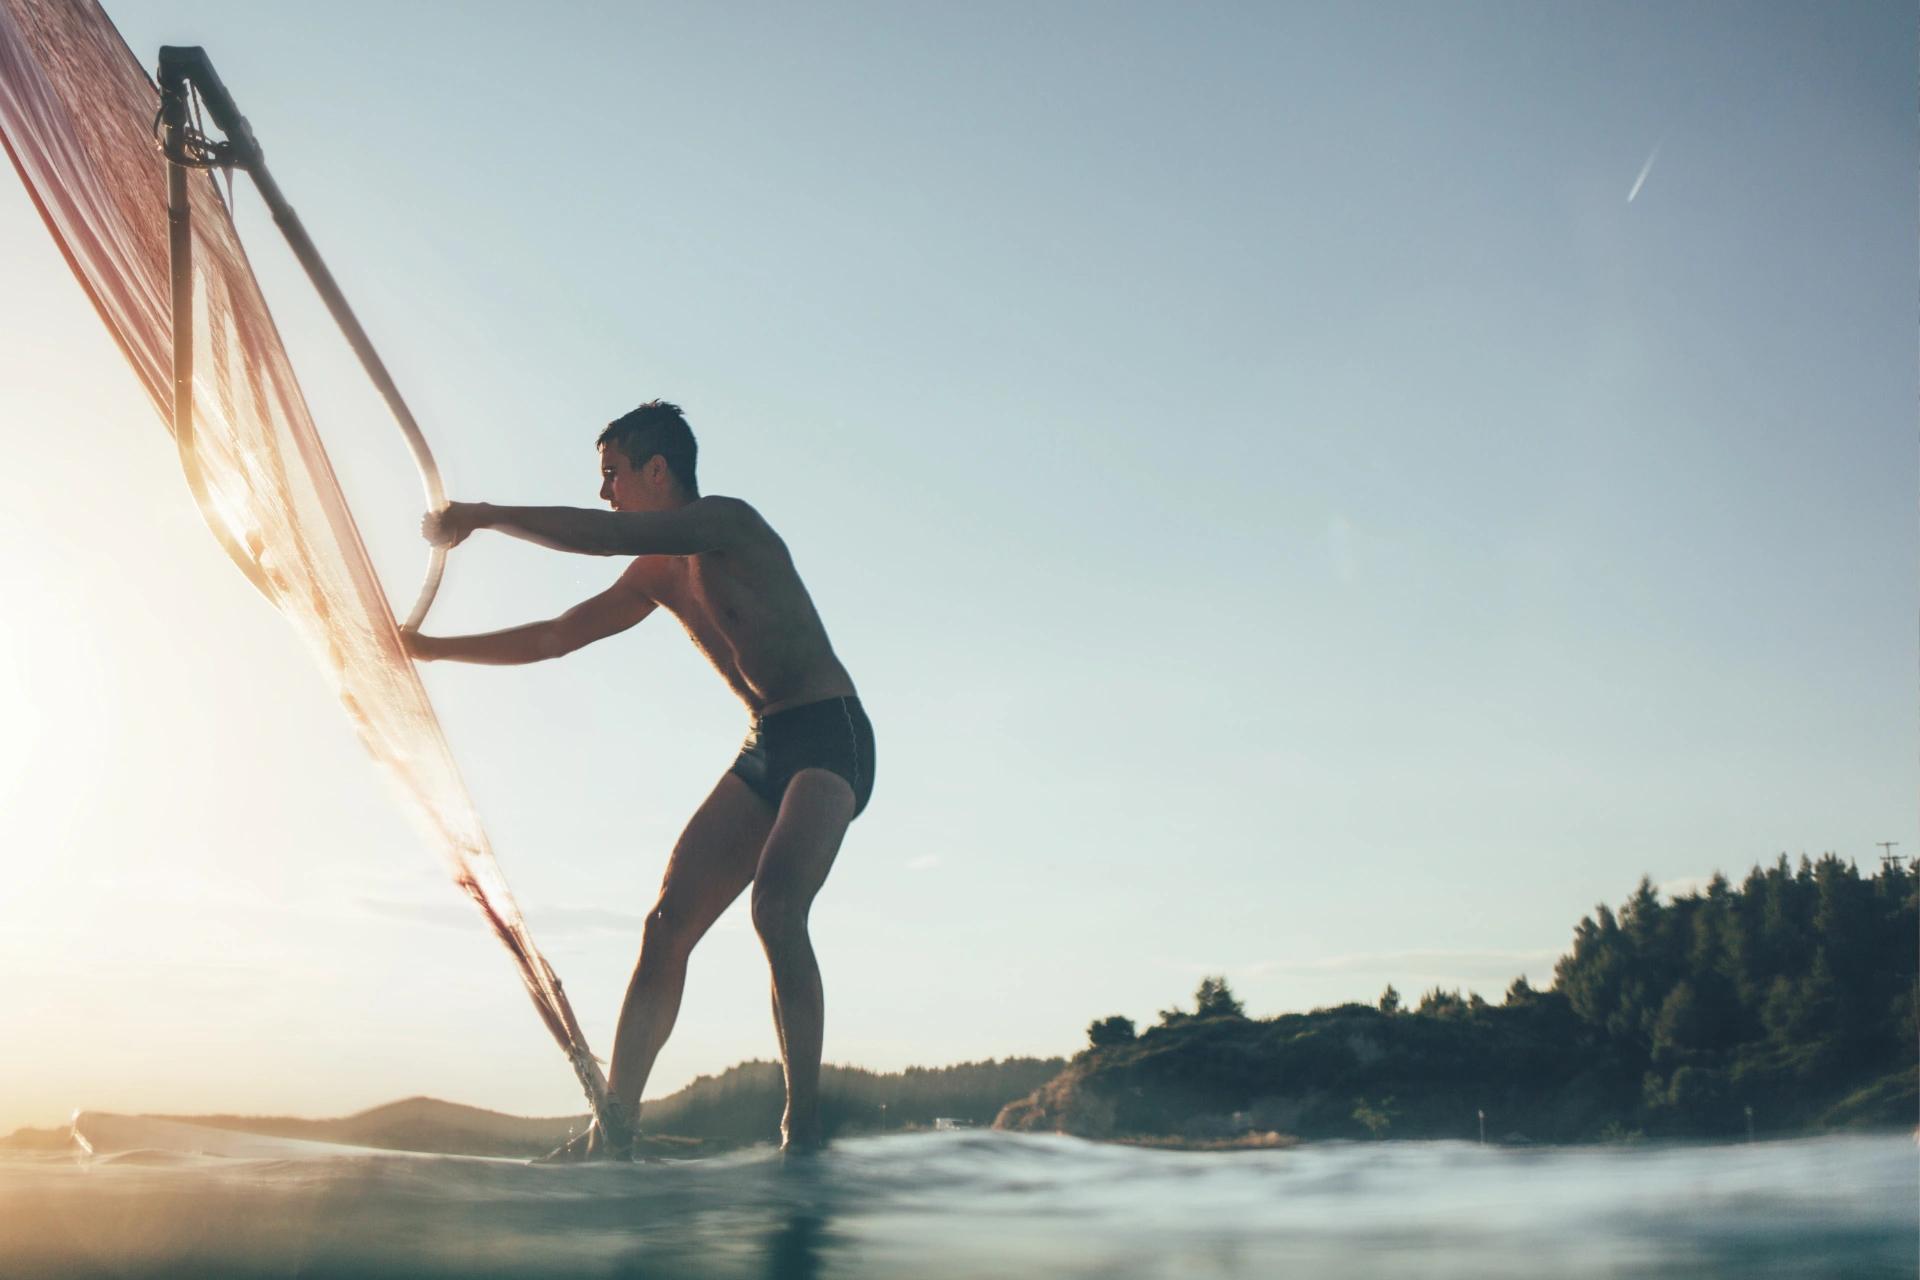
[355,895,648,936]
[530,904,649,934]
[1176,948,1563,983]
[1305,947,1563,978]
[356,895,469,931]
[1170,959,1286,979]
[906,854,941,872]
[1627,139,1663,203]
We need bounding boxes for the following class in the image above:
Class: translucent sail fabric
[0,0,607,1117]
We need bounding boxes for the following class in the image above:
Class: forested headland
[997,856,1918,1144]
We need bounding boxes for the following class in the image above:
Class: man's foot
[779,1123,826,1157]
[535,1101,638,1163]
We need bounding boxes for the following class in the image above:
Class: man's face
[599,442,651,511]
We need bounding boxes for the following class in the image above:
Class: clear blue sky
[1,1,1911,1132]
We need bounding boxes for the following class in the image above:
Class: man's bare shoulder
[697,496,784,551]
[702,494,769,532]
[614,555,670,599]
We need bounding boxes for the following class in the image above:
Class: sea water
[0,1126,1911,1278]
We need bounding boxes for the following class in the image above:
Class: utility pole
[1877,841,1901,873]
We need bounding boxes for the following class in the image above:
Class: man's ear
[645,455,669,485]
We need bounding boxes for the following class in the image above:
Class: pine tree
[1193,976,1246,1019]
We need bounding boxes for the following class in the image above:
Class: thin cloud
[1301,947,1563,980]
[1627,139,1663,203]
[1172,959,1285,978]
[906,854,941,872]
[355,896,647,936]
[356,895,469,931]
[1173,949,1562,981]
[529,904,649,934]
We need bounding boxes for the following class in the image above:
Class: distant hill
[0,1098,590,1159]
[1,1056,1067,1157]
[999,856,1919,1145]
[153,1096,589,1158]
[0,1125,69,1151]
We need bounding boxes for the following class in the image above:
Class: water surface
[0,1125,1911,1278]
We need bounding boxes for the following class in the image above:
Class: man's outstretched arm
[405,570,656,664]
[425,497,751,557]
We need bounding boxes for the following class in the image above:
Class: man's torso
[623,503,854,717]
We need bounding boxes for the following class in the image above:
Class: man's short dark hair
[598,400,698,497]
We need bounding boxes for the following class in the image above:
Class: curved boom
[158,45,447,632]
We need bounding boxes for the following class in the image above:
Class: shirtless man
[403,400,874,1158]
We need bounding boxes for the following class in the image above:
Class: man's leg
[605,773,774,1127]
[749,768,857,1150]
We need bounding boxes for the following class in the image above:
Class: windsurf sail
[0,0,610,1125]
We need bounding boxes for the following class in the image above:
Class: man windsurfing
[404,399,874,1158]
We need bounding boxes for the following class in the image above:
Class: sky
[0,1,1912,1134]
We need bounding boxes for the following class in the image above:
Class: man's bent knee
[750,889,808,950]
[641,902,701,963]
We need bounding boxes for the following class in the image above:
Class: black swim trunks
[729,695,876,818]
